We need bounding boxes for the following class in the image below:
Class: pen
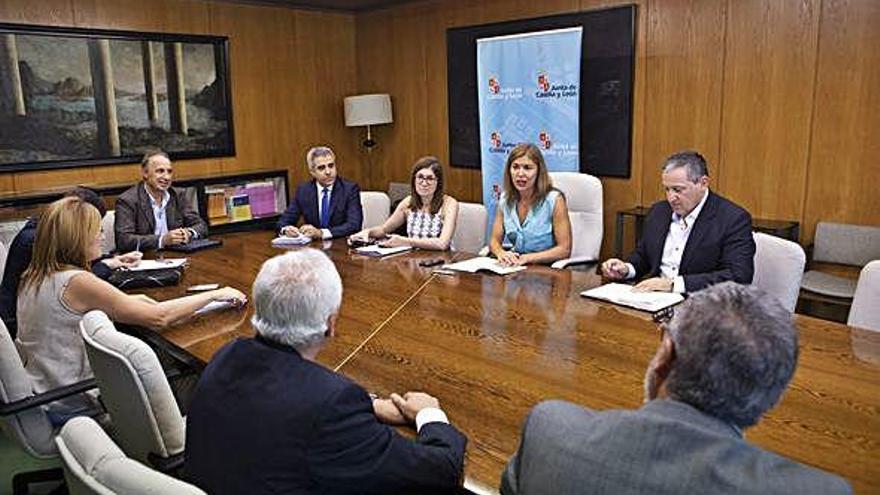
[135,238,141,254]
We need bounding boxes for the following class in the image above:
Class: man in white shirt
[278,146,364,240]
[114,148,207,252]
[601,150,755,293]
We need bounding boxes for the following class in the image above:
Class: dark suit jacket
[185,336,467,495]
[502,399,851,495]
[0,218,111,338]
[626,191,755,292]
[278,177,363,238]
[114,182,208,252]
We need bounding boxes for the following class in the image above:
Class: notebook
[441,257,526,275]
[127,258,188,271]
[354,245,413,257]
[580,283,684,312]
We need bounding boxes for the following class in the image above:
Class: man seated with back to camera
[501,282,851,495]
[114,148,208,252]
[185,249,466,494]
[601,150,755,293]
[278,145,364,240]
[0,186,142,338]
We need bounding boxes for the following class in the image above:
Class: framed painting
[0,23,235,172]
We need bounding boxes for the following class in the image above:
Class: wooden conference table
[134,231,880,494]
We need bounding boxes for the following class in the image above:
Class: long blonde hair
[503,143,555,208]
[20,196,102,294]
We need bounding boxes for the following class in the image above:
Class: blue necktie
[320,187,330,228]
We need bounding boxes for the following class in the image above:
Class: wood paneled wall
[0,0,361,198]
[355,0,880,255]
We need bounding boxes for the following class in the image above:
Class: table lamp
[344,93,393,150]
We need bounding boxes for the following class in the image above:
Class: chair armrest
[0,378,98,416]
[551,256,598,270]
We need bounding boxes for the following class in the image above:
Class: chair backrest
[80,311,185,464]
[101,211,115,255]
[0,239,7,282]
[849,260,880,331]
[0,319,56,459]
[548,172,604,261]
[360,191,391,230]
[56,416,206,495]
[753,232,806,313]
[452,202,488,253]
[813,222,880,266]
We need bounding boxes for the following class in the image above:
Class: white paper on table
[126,258,187,271]
[354,245,413,257]
[580,283,684,312]
[272,235,312,247]
[442,257,526,275]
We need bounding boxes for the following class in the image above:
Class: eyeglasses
[415,175,437,183]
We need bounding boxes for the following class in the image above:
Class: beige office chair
[752,232,806,313]
[80,311,185,473]
[0,318,99,494]
[848,260,880,332]
[801,222,880,299]
[101,211,116,255]
[548,172,603,269]
[56,416,205,495]
[360,191,391,230]
[452,202,488,254]
[0,239,7,282]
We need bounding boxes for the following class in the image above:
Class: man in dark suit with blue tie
[601,150,756,293]
[185,249,467,494]
[278,146,364,240]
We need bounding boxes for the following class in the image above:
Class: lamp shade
[344,94,393,127]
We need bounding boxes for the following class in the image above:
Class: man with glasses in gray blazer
[501,282,851,495]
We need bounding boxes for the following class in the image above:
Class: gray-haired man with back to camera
[185,249,466,494]
[502,282,851,495]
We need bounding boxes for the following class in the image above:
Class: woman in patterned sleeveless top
[349,156,459,251]
[489,143,572,266]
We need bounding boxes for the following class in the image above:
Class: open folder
[442,257,526,275]
[580,283,684,312]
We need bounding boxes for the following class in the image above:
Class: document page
[443,257,526,275]
[355,245,413,257]
[127,258,187,271]
[581,283,684,312]
[271,235,312,247]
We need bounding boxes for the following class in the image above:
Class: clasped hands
[101,250,143,270]
[601,258,673,292]
[162,227,192,246]
[496,250,529,267]
[372,391,440,426]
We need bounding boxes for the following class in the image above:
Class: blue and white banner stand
[477,27,582,235]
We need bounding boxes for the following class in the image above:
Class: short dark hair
[664,282,798,428]
[65,186,106,218]
[141,148,169,168]
[662,150,709,181]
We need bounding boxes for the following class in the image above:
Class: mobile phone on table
[419,259,444,268]
[187,283,220,292]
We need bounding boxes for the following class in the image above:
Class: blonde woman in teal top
[489,143,572,266]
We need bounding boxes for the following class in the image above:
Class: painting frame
[0,22,235,173]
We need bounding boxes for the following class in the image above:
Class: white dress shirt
[146,184,170,248]
[626,189,709,293]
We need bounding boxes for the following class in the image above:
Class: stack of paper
[127,258,187,271]
[354,245,413,257]
[580,283,684,312]
[442,257,526,275]
[272,235,312,247]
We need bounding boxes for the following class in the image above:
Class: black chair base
[12,467,65,495]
